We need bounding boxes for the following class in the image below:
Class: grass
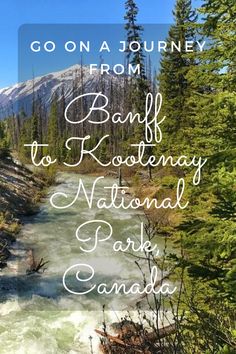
[0,212,21,234]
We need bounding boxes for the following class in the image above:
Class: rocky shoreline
[0,149,48,269]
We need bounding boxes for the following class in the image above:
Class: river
[0,172,169,354]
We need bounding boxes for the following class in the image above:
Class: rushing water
[0,172,169,354]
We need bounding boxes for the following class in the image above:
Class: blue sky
[0,0,202,88]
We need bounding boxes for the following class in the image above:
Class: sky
[0,0,202,88]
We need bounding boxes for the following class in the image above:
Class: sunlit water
[0,173,169,354]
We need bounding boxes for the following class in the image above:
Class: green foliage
[0,121,9,149]
[124,0,149,116]
[31,113,39,141]
[158,0,198,154]
[124,0,145,76]
[1,1,235,351]
[18,118,32,160]
[47,99,58,158]
[183,0,236,157]
[211,168,236,221]
[156,1,236,352]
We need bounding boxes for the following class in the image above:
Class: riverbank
[0,170,154,353]
[72,159,183,229]
[0,149,50,269]
[0,158,179,353]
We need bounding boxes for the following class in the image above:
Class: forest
[0,0,235,353]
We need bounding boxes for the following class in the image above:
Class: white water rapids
[0,173,170,354]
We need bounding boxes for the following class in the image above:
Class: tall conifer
[158,0,197,154]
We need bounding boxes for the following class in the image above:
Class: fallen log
[146,324,176,340]
[95,329,128,346]
[96,323,175,343]
[95,329,145,353]
[95,321,176,353]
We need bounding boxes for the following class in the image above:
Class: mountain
[0,64,123,118]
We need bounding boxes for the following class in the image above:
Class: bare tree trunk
[118,167,122,187]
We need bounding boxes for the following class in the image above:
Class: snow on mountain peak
[0,64,123,118]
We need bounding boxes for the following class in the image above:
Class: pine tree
[31,113,39,142]
[184,0,236,157]
[124,0,145,77]
[18,118,32,160]
[158,0,197,154]
[0,121,8,148]
[124,0,153,178]
[124,0,149,107]
[171,2,236,351]
[47,98,58,160]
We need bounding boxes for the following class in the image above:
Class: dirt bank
[0,149,47,268]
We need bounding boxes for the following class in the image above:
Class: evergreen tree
[0,121,8,148]
[31,113,39,142]
[170,2,236,350]
[0,121,5,143]
[18,118,32,160]
[174,166,236,351]
[124,0,153,178]
[124,0,149,110]
[158,0,197,154]
[124,0,145,78]
[47,98,59,159]
[184,0,236,157]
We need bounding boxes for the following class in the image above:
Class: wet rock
[0,230,16,246]
[0,261,7,269]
